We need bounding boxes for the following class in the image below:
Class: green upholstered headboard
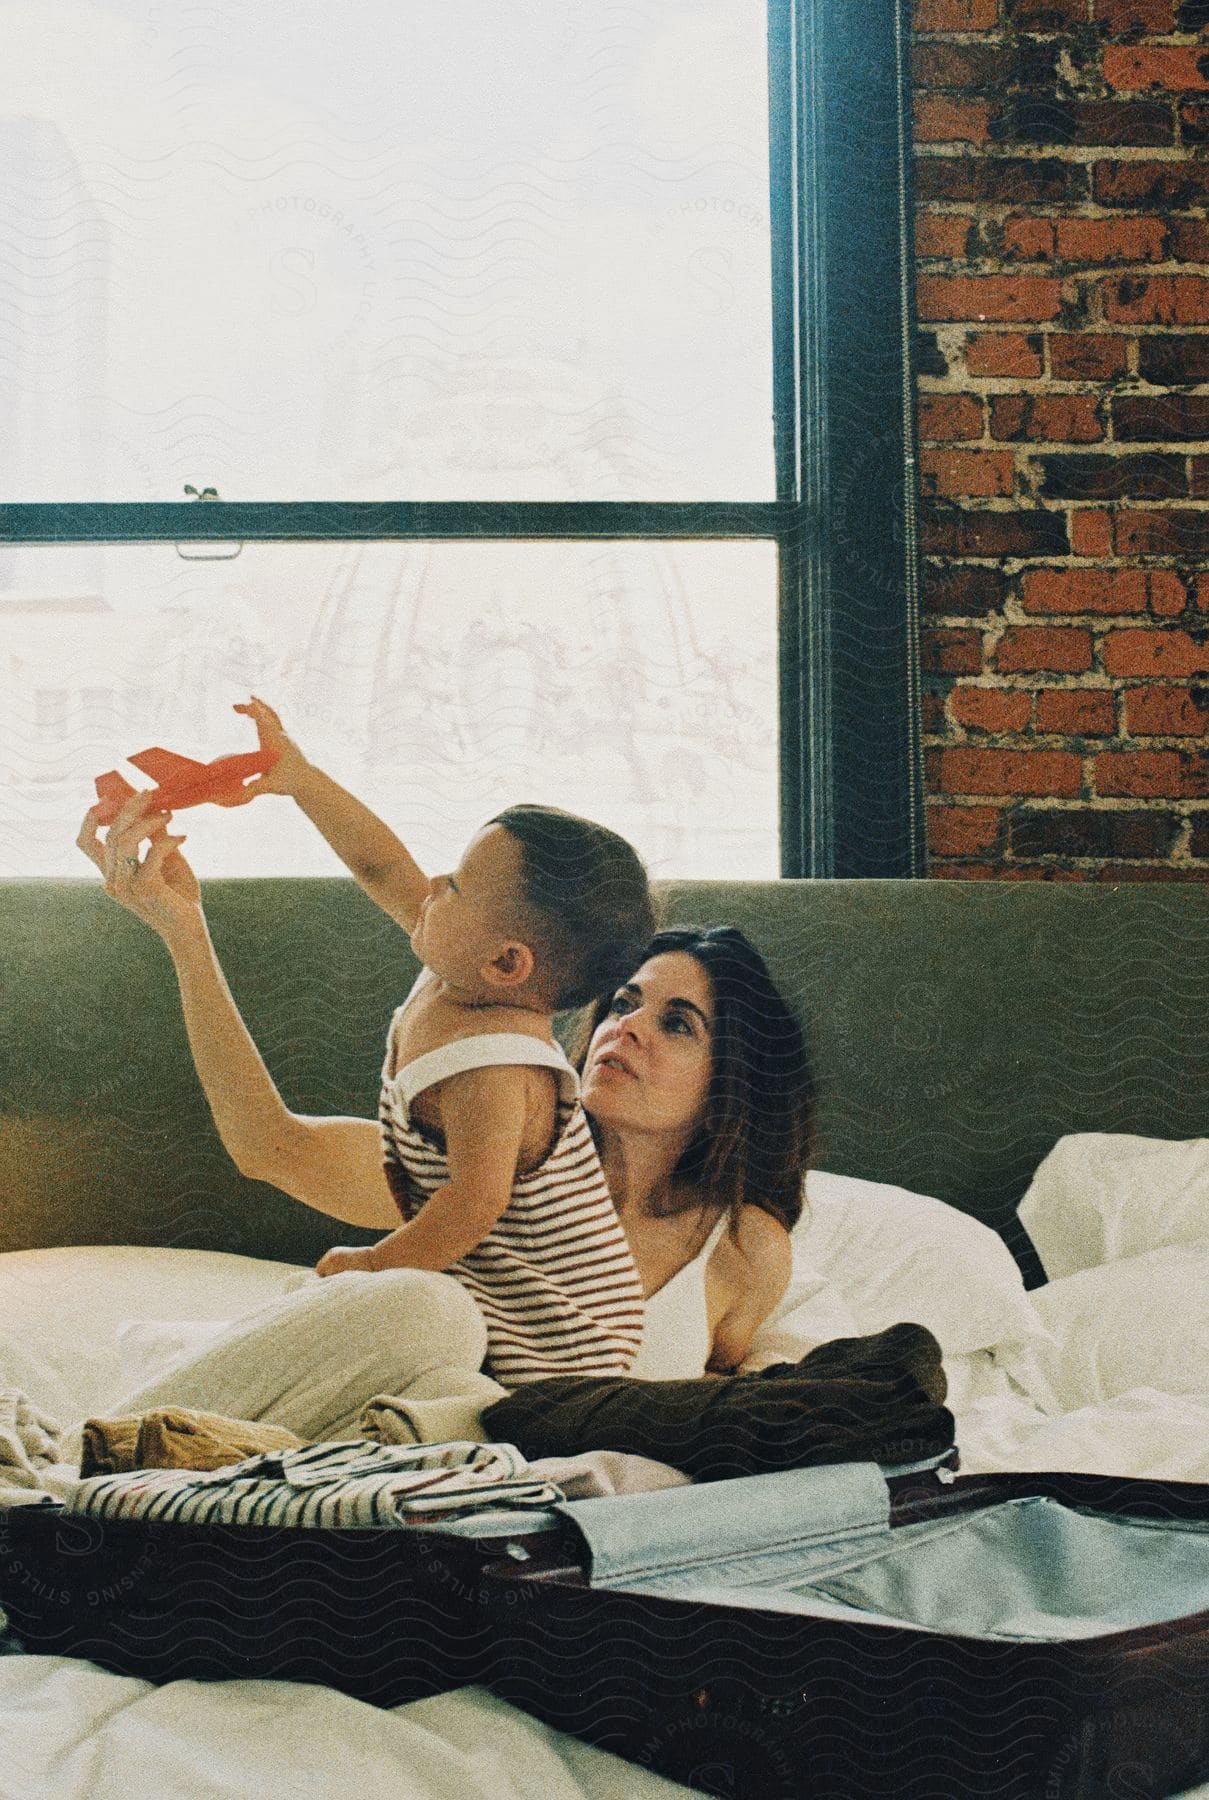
[3,878,1208,1283]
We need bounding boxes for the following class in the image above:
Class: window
[0,0,923,880]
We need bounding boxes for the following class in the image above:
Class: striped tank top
[378,981,646,1386]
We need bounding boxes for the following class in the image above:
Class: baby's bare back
[388,979,562,1171]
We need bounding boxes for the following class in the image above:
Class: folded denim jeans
[481,1323,955,1482]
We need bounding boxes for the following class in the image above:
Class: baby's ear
[489,940,537,988]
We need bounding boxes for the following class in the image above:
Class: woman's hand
[226,696,309,803]
[76,792,202,946]
[316,1244,380,1278]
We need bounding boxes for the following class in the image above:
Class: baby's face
[411,823,528,987]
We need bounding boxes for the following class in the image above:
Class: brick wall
[913,0,1209,881]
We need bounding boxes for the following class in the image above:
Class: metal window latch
[175,485,243,561]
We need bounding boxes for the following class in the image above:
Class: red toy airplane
[93,745,281,825]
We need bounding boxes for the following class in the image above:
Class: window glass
[1,0,774,502]
[0,539,779,877]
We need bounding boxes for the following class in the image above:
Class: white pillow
[1025,1244,1209,1413]
[1019,1133,1209,1280]
[793,1169,1047,1357]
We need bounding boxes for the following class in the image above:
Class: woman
[75,800,815,1439]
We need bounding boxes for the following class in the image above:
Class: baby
[231,698,656,1383]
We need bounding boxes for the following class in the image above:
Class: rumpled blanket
[0,1389,62,1490]
[480,1323,956,1482]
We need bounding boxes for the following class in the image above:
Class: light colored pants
[107,1269,503,1441]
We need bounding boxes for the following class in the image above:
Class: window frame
[0,0,923,879]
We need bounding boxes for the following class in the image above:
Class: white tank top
[628,1212,730,1381]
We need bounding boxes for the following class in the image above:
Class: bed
[3,877,1209,1798]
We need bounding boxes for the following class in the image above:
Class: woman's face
[581,951,715,1142]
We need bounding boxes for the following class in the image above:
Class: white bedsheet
[0,1664,694,1800]
[3,1241,1209,1800]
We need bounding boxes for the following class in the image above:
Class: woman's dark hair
[573,924,815,1233]
[489,804,659,1012]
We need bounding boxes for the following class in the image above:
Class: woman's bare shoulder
[717,1205,793,1289]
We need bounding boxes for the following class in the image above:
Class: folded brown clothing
[79,1414,141,1478]
[80,1408,304,1477]
[480,1323,955,1483]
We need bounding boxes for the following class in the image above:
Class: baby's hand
[316,1244,378,1278]
[227,696,309,803]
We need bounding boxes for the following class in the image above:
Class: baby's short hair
[489,804,658,1011]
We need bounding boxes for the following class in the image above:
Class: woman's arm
[76,796,398,1229]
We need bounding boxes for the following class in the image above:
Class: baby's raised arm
[315,1064,532,1277]
[232,697,429,934]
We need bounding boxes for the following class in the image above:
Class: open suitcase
[479,1461,1209,1800]
[6,1459,1209,1799]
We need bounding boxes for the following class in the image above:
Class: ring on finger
[124,856,140,872]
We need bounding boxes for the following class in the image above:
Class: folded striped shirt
[66,1438,563,1530]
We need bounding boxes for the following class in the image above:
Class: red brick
[1125,685,1209,735]
[1048,335,1129,382]
[1138,336,1209,385]
[916,212,977,259]
[918,394,985,441]
[1010,806,1178,860]
[1104,47,1209,94]
[1001,216,1056,263]
[938,747,1083,796]
[992,99,1175,150]
[1024,568,1148,616]
[1069,509,1115,557]
[1004,0,1084,23]
[921,446,1016,497]
[989,394,1104,443]
[987,395,1029,441]
[926,804,1005,858]
[921,563,1011,616]
[967,332,1045,377]
[918,158,1087,206]
[914,0,1000,26]
[1036,453,1186,501]
[915,96,993,143]
[1020,567,1185,615]
[1198,576,1209,613]
[1153,572,1193,616]
[928,864,1004,881]
[1035,689,1118,735]
[1168,218,1209,263]
[996,626,1095,672]
[1115,509,1209,557]
[1092,0,1177,28]
[922,628,985,674]
[1104,276,1209,325]
[1102,864,1209,883]
[1114,393,1209,442]
[914,41,1061,90]
[1094,162,1209,210]
[1102,628,1209,677]
[951,685,1033,732]
[1094,749,1209,797]
[955,508,1071,556]
[918,275,1066,324]
[1055,217,1168,265]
